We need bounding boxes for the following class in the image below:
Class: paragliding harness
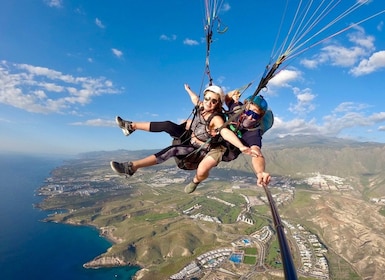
[222,105,274,162]
[171,0,230,170]
[172,106,225,170]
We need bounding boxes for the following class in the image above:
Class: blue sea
[0,154,140,280]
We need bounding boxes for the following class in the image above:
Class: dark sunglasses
[245,110,261,120]
[204,96,219,105]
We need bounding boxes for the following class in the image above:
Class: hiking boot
[116,116,135,136]
[110,161,135,176]
[184,181,200,194]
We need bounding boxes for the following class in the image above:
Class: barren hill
[38,135,385,279]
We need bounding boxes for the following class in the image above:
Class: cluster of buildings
[169,226,277,279]
[183,202,222,223]
[169,218,331,279]
[371,197,385,205]
[236,213,254,225]
[169,248,233,279]
[179,186,331,280]
[207,195,235,207]
[285,221,329,279]
[304,172,352,191]
[189,212,222,223]
[250,225,274,243]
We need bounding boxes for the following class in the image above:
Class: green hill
[37,135,385,280]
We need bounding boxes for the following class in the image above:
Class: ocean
[0,154,140,280]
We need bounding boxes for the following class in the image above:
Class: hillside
[37,136,385,280]
[220,135,385,197]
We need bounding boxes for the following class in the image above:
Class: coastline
[83,226,140,270]
[83,255,131,268]
[43,217,143,273]
[0,153,142,280]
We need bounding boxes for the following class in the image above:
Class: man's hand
[239,146,253,156]
[239,147,264,158]
[257,172,271,187]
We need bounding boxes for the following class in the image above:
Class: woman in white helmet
[110,83,256,194]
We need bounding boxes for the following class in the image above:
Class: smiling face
[203,91,221,111]
[240,102,265,129]
[245,102,264,120]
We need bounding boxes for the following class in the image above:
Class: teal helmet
[245,95,268,111]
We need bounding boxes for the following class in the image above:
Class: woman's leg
[111,145,195,176]
[184,146,225,194]
[184,156,217,194]
[131,154,157,172]
[110,154,158,176]
[149,121,186,138]
[132,122,151,131]
[195,156,217,182]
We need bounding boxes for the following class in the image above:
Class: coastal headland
[37,138,385,279]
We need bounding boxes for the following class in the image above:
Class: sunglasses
[204,96,219,105]
[245,110,261,120]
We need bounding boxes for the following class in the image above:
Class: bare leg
[131,122,151,131]
[110,154,157,176]
[184,155,217,194]
[116,117,151,136]
[194,156,217,183]
[131,154,157,172]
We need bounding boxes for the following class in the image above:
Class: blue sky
[1,0,385,156]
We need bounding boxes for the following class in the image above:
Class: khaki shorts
[206,145,226,164]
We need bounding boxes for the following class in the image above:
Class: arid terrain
[37,136,385,279]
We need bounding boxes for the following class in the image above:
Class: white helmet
[204,85,225,104]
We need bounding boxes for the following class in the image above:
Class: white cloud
[112,48,123,58]
[320,102,385,135]
[300,58,318,69]
[289,87,316,115]
[320,109,385,138]
[370,112,385,121]
[323,45,367,67]
[347,26,375,50]
[95,18,105,29]
[349,50,385,76]
[0,61,120,114]
[268,116,322,138]
[267,107,385,140]
[300,27,376,69]
[263,68,302,97]
[160,34,177,41]
[269,69,302,87]
[0,117,11,123]
[44,0,62,8]
[221,3,231,12]
[183,38,199,46]
[333,102,370,113]
[70,118,115,127]
[377,21,384,32]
